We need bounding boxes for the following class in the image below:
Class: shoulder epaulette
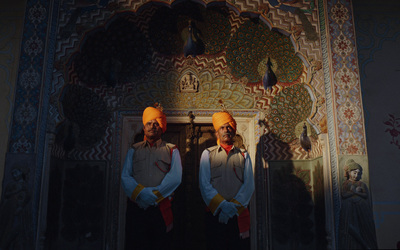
[166,143,177,150]
[132,141,145,150]
[239,148,247,158]
[165,142,177,158]
[206,145,219,152]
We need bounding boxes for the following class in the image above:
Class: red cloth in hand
[158,198,173,232]
[237,208,250,239]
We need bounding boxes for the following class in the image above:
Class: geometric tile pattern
[263,132,323,160]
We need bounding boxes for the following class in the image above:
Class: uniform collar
[217,144,237,152]
[144,138,163,148]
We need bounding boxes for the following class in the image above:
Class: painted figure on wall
[179,72,200,93]
[121,105,183,250]
[338,159,378,249]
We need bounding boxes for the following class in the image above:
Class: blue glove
[220,201,240,218]
[136,197,150,210]
[137,187,158,207]
[218,211,230,224]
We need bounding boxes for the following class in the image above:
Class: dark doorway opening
[161,123,216,250]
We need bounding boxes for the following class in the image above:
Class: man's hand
[218,211,230,224]
[136,198,150,210]
[137,187,158,208]
[220,201,240,218]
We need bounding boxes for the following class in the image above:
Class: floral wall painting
[383,113,400,149]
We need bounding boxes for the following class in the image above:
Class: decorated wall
[2,0,396,249]
[49,0,324,162]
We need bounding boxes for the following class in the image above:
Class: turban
[344,159,362,177]
[212,112,237,132]
[142,107,167,133]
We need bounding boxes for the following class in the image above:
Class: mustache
[222,132,233,137]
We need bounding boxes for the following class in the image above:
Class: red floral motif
[333,35,353,56]
[384,114,400,149]
[331,2,349,28]
[337,41,349,51]
[344,108,355,120]
[334,9,345,19]
[346,144,358,154]
[341,73,351,84]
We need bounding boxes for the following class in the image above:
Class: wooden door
[162,123,216,250]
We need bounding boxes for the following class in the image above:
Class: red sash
[237,208,250,239]
[158,197,173,232]
[157,146,176,232]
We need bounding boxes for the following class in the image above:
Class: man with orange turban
[199,111,254,250]
[121,105,182,250]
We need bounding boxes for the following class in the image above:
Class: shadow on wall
[45,159,107,250]
[257,131,327,250]
[269,161,315,249]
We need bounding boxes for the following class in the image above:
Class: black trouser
[205,211,250,250]
[125,199,172,250]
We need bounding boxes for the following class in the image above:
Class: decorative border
[326,0,367,155]
[320,0,340,238]
[34,0,61,239]
[9,0,49,153]
[6,0,56,240]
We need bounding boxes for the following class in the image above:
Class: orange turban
[142,107,167,133]
[212,112,237,132]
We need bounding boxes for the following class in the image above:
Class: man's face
[143,119,163,141]
[216,123,235,145]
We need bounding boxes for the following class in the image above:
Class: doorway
[118,113,259,250]
[162,123,216,249]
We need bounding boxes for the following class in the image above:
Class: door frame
[117,110,263,250]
